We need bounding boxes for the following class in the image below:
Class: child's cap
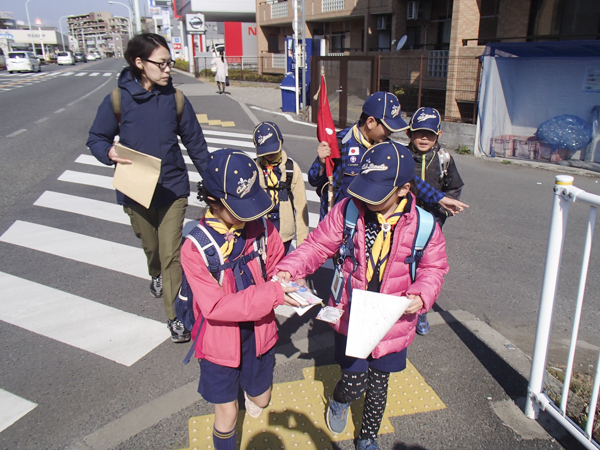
[362,92,408,133]
[253,121,283,156]
[347,141,415,205]
[409,107,441,135]
[203,148,274,221]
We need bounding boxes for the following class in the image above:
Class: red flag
[316,75,340,177]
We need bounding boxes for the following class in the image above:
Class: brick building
[256,0,600,122]
[67,11,129,56]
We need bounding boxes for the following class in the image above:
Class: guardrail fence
[525,175,600,450]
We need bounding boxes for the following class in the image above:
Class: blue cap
[203,149,274,221]
[253,121,283,156]
[409,107,441,135]
[347,141,415,205]
[362,92,408,133]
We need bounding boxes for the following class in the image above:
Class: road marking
[75,72,87,76]
[0,272,170,366]
[54,108,65,114]
[34,117,49,124]
[203,129,252,139]
[0,389,37,433]
[0,221,149,279]
[75,154,106,167]
[60,72,74,76]
[6,129,26,137]
[58,170,113,189]
[89,72,99,77]
[206,136,254,149]
[103,72,112,77]
[34,191,130,225]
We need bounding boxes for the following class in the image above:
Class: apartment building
[256,0,600,122]
[67,11,129,56]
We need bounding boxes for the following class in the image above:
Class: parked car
[86,53,97,61]
[57,51,75,65]
[6,51,41,73]
[74,52,87,62]
[93,51,101,60]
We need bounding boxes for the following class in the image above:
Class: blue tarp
[483,40,600,58]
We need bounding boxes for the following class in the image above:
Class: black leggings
[333,366,390,440]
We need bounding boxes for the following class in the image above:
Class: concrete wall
[439,121,476,152]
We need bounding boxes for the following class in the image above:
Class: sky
[0,0,150,30]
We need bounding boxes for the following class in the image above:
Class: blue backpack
[176,218,268,364]
[334,199,436,303]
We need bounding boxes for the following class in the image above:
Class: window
[529,0,600,40]
[323,0,345,12]
[478,0,499,43]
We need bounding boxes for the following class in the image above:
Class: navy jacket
[87,67,208,207]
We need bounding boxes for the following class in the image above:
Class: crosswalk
[0,128,321,429]
[0,70,117,91]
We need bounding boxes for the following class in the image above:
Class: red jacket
[276,195,449,358]
[181,218,285,368]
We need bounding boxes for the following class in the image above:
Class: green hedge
[198,68,283,84]
[174,60,189,71]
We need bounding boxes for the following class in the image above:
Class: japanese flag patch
[349,147,360,156]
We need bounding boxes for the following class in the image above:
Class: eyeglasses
[142,58,175,70]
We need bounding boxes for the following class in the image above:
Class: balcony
[322,0,345,12]
[271,2,288,19]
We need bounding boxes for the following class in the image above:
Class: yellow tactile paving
[182,361,445,450]
[196,114,236,128]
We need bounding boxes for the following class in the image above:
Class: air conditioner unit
[407,1,419,20]
[377,16,387,30]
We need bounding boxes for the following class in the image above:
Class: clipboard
[111,143,162,208]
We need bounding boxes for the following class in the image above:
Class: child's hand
[317,141,331,165]
[275,271,292,283]
[281,283,300,307]
[438,197,469,215]
[405,294,424,315]
[108,145,132,164]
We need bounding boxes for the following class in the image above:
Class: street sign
[173,37,180,44]
[186,13,205,35]
[173,43,181,49]
[34,18,42,26]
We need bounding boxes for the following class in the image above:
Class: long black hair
[124,33,169,80]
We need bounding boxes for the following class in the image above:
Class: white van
[6,51,41,73]
[57,51,75,65]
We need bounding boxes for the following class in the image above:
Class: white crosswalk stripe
[0,389,37,433]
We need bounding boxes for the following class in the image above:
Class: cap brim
[381,116,409,133]
[347,175,398,205]
[223,189,274,221]
[256,140,282,156]
[409,125,440,135]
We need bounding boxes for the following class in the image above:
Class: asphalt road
[0,59,596,449]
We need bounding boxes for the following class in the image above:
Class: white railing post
[525,175,574,419]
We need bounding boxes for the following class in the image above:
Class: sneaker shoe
[355,438,380,450]
[416,312,430,335]
[244,392,264,418]
[150,274,163,298]
[326,395,351,434]
[167,318,190,343]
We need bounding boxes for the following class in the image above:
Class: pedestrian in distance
[213,50,228,94]
[308,91,468,220]
[87,33,208,344]
[180,149,299,450]
[406,107,464,336]
[253,121,309,254]
[276,141,449,450]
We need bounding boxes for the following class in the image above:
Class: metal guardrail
[525,175,600,450]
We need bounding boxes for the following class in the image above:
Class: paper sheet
[345,289,412,359]
[112,143,161,208]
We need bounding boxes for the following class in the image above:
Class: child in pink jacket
[181,149,297,450]
[276,141,449,450]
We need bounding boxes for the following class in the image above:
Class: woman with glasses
[87,33,208,344]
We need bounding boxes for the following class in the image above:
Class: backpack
[176,218,269,364]
[437,147,451,180]
[110,87,185,126]
[258,157,295,203]
[334,200,436,304]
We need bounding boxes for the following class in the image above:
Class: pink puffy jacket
[181,218,286,368]
[276,195,448,358]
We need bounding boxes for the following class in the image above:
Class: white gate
[525,175,600,449]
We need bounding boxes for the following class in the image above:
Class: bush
[174,60,189,71]
[456,145,471,155]
[197,68,284,84]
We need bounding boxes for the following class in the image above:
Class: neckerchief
[352,124,372,149]
[263,154,282,205]
[366,198,408,283]
[204,210,245,259]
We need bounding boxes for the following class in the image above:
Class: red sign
[34,18,42,26]
[173,43,181,49]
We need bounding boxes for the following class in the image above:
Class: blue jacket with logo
[308,124,444,219]
[87,67,208,207]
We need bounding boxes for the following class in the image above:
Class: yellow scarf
[367,198,407,282]
[204,210,245,259]
[263,154,282,205]
[352,124,372,149]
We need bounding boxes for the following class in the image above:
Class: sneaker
[355,438,380,450]
[326,395,351,434]
[244,392,264,418]
[167,318,190,343]
[416,313,430,335]
[150,274,162,298]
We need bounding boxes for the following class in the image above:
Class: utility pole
[132,0,142,34]
[301,0,306,114]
